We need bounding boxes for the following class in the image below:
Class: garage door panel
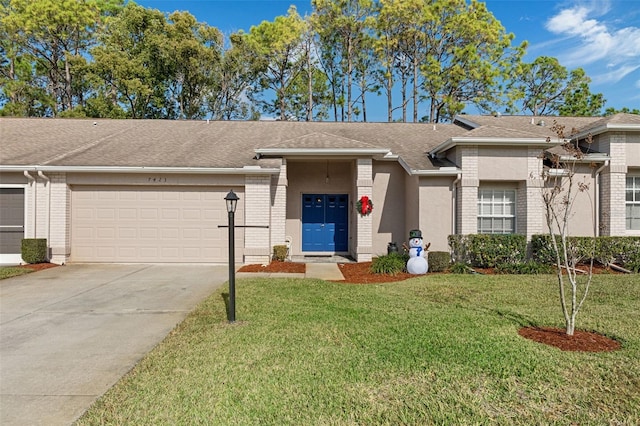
[72,186,244,263]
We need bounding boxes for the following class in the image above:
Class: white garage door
[71,186,244,263]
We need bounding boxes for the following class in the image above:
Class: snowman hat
[409,229,422,239]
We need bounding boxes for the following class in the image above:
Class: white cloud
[592,64,640,84]
[544,2,640,74]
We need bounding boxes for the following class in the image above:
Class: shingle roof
[0,118,468,172]
[1,113,636,174]
[454,115,602,138]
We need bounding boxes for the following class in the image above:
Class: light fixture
[224,189,239,322]
[225,189,239,213]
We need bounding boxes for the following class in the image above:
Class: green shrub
[272,245,288,262]
[532,235,640,267]
[21,238,47,264]
[625,259,640,273]
[448,234,526,268]
[495,261,553,275]
[428,251,450,272]
[371,253,407,275]
[448,235,469,264]
[450,262,474,274]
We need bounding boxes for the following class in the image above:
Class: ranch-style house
[1,113,639,265]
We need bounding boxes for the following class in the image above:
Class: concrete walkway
[0,264,228,426]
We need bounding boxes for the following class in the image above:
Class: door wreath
[356,196,373,216]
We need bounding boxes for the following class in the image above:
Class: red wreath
[356,196,373,216]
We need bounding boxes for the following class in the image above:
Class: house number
[147,177,167,183]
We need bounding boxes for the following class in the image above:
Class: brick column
[244,175,271,264]
[356,158,373,262]
[601,133,626,235]
[524,148,546,239]
[48,172,71,264]
[270,160,288,250]
[458,147,478,235]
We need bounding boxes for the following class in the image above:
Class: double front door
[302,194,348,252]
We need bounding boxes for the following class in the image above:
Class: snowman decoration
[406,229,429,275]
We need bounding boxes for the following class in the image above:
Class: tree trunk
[412,57,419,122]
[306,42,312,121]
[346,38,353,122]
[64,55,73,111]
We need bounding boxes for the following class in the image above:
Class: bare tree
[540,121,596,336]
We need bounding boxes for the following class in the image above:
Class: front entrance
[302,194,348,252]
[0,187,25,264]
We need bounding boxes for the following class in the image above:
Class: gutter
[3,165,280,175]
[254,148,391,156]
[410,167,461,176]
[429,136,564,156]
[594,160,609,236]
[572,123,640,139]
[451,173,462,236]
[37,171,51,253]
[23,171,36,238]
[554,151,610,163]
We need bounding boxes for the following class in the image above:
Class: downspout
[451,173,462,236]
[38,171,51,254]
[594,160,609,237]
[23,170,36,238]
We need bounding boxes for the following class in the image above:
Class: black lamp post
[224,189,239,323]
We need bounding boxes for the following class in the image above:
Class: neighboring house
[1,114,639,265]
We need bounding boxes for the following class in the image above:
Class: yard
[78,273,640,425]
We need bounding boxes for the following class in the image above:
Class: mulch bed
[17,263,60,272]
[238,261,305,273]
[518,327,621,352]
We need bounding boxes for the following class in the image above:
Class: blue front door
[302,194,348,252]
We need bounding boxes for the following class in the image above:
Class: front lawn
[0,266,33,280]
[78,274,640,425]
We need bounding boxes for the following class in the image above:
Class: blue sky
[134,0,640,119]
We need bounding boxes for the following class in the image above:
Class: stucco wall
[542,167,597,237]
[372,161,406,257]
[627,134,640,167]
[403,174,420,239]
[478,147,530,180]
[418,176,454,252]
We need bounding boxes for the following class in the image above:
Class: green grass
[0,266,32,280]
[78,274,640,425]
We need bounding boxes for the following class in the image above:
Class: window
[478,189,516,234]
[626,177,640,230]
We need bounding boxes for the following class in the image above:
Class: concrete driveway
[0,264,228,426]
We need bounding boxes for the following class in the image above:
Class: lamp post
[224,189,239,323]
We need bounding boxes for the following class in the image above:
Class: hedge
[428,251,451,272]
[531,235,640,268]
[21,238,47,264]
[448,234,527,268]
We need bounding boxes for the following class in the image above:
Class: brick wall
[49,172,71,264]
[458,146,478,235]
[356,158,373,261]
[244,174,272,264]
[270,160,288,254]
[602,133,627,235]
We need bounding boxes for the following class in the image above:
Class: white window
[626,176,640,230]
[478,189,516,234]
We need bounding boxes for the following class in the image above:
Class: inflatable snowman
[406,229,429,274]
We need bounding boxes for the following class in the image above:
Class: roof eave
[429,137,563,156]
[255,148,390,157]
[411,167,462,176]
[556,153,610,163]
[0,165,281,174]
[573,123,640,139]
